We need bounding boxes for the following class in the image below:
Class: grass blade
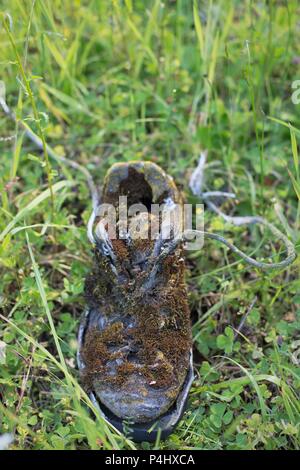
[0,180,74,242]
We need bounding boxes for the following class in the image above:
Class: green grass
[0,0,300,450]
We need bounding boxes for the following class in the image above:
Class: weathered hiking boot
[77,161,193,442]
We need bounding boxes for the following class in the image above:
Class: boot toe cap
[93,374,180,423]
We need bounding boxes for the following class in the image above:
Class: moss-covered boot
[77,161,193,442]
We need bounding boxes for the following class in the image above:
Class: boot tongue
[111,213,159,283]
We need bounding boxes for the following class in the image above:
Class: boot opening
[119,168,153,211]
